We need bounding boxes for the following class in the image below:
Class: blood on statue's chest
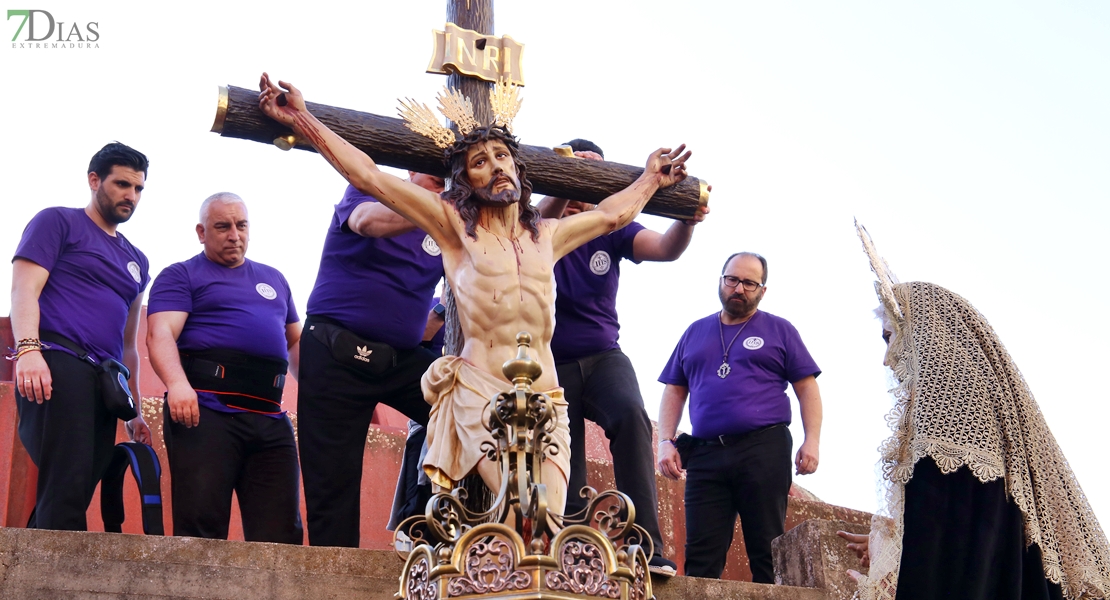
[459,229,554,306]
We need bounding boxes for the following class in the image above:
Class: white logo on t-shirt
[256,283,278,300]
[126,261,141,283]
[422,235,441,257]
[743,336,764,350]
[589,251,611,275]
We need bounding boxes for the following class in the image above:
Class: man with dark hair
[147,192,304,544]
[537,139,708,577]
[656,252,823,582]
[563,138,604,157]
[9,141,153,530]
[296,172,445,548]
[258,73,690,515]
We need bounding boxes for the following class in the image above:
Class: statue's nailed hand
[258,72,306,127]
[645,144,691,189]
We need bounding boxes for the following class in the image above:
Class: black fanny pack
[40,331,138,421]
[180,349,288,414]
[307,317,397,377]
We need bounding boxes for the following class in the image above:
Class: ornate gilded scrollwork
[447,537,532,596]
[404,548,439,600]
[546,540,622,598]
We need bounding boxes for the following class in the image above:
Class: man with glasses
[655,252,823,582]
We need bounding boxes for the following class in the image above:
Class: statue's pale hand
[645,144,691,189]
[258,72,306,127]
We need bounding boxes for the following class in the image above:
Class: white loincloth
[421,355,570,490]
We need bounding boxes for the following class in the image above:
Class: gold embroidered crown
[398,80,522,149]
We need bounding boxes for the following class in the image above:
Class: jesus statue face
[465,140,521,206]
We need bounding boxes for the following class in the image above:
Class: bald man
[147,193,303,543]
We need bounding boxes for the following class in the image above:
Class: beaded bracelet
[6,338,45,361]
[6,347,38,361]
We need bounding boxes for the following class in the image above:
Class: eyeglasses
[721,276,763,292]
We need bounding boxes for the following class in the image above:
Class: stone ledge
[0,527,835,600]
[654,575,830,600]
[0,528,399,599]
[772,519,870,600]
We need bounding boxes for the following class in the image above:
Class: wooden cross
[210,0,709,354]
[210,0,708,221]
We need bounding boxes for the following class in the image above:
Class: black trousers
[17,350,118,531]
[163,403,303,544]
[682,424,792,583]
[297,316,435,547]
[897,458,1065,600]
[558,349,664,558]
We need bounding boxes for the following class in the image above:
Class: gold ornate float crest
[394,333,653,600]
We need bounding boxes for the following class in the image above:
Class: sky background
[3,1,1108,521]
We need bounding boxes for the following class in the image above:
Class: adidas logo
[354,346,372,363]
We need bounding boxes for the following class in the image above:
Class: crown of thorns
[398,81,522,149]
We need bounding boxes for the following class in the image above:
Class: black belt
[689,424,786,447]
[180,349,287,414]
[39,330,97,364]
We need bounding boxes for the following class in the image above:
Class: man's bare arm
[792,375,822,475]
[285,322,302,381]
[551,145,690,260]
[147,311,200,427]
[123,295,151,444]
[257,73,454,246]
[536,196,571,219]
[630,204,709,262]
[656,383,689,481]
[347,202,419,238]
[11,259,52,402]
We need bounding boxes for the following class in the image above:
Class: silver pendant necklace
[717,311,755,379]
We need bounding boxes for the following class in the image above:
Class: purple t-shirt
[551,221,645,363]
[659,310,820,439]
[13,207,149,364]
[148,253,298,415]
[305,185,444,349]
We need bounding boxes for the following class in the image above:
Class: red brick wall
[0,314,871,580]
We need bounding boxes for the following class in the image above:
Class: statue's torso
[443,215,559,390]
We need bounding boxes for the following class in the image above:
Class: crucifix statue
[257,60,692,514]
[211,0,708,548]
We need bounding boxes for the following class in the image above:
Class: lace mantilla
[857,281,1110,599]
